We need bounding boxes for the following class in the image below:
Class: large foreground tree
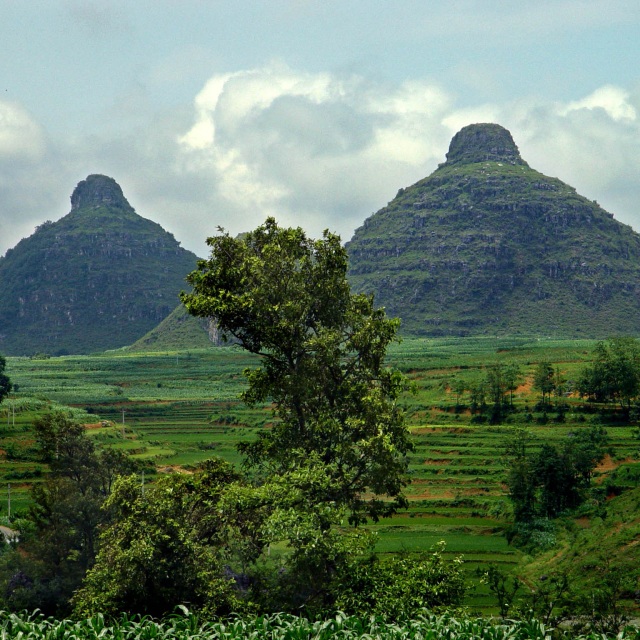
[181,218,412,523]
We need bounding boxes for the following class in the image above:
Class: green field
[2,336,639,613]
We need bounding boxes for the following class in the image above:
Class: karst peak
[70,174,132,211]
[444,123,527,167]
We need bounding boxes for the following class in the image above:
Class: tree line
[450,336,640,425]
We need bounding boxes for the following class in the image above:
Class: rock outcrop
[70,174,129,210]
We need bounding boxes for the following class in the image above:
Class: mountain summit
[70,174,130,210]
[445,123,527,166]
[0,175,198,355]
[346,123,640,337]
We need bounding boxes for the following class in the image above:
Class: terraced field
[3,337,639,612]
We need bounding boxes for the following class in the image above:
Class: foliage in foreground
[72,461,465,619]
[182,217,413,525]
[0,412,139,616]
[1,609,639,640]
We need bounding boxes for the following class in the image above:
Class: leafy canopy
[577,337,640,411]
[0,412,138,617]
[505,426,609,523]
[73,459,245,619]
[182,218,413,523]
[0,355,11,404]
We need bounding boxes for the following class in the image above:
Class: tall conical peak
[445,123,526,166]
[70,174,131,210]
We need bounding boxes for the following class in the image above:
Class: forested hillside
[347,123,640,337]
[0,175,199,355]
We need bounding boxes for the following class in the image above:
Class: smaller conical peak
[445,123,526,166]
[70,174,131,210]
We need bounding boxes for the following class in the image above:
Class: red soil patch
[596,454,618,473]
[83,421,112,429]
[410,489,456,500]
[515,378,534,395]
[595,454,636,476]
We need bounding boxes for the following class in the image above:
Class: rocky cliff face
[0,175,199,355]
[445,123,527,166]
[346,123,640,337]
[70,174,128,210]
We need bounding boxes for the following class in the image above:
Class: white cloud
[174,70,640,248]
[0,100,45,159]
[559,85,637,121]
[176,64,457,241]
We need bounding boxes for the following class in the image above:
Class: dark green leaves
[182,218,412,524]
[0,354,11,404]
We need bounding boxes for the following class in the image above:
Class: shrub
[331,541,465,620]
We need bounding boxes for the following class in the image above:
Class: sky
[1,0,639,259]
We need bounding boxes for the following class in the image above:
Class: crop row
[1,610,637,640]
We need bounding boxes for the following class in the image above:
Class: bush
[331,541,465,620]
[506,518,557,553]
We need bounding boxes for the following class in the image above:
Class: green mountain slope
[517,482,640,618]
[0,175,199,355]
[125,304,218,352]
[346,123,640,338]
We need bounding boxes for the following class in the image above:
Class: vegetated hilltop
[346,123,640,338]
[0,175,199,355]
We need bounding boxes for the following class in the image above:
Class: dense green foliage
[0,175,198,356]
[577,337,640,413]
[347,124,640,338]
[0,412,138,615]
[182,218,413,524]
[333,542,465,619]
[505,426,609,522]
[73,460,245,618]
[0,354,11,404]
[0,609,638,640]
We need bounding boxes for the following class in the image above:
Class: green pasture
[2,336,639,612]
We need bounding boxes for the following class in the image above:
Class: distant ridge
[0,175,199,355]
[346,123,640,338]
[126,304,219,352]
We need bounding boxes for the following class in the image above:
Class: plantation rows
[1,610,638,640]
